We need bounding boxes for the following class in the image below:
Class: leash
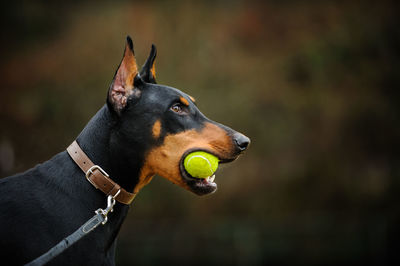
[25,140,136,265]
[25,192,119,266]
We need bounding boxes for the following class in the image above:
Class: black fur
[139,44,157,83]
[0,38,249,265]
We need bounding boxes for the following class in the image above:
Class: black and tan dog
[0,36,250,265]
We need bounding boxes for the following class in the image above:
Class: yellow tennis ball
[184,151,219,178]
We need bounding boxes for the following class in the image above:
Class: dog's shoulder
[0,151,81,220]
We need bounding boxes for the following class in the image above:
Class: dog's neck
[69,105,140,256]
[76,104,143,194]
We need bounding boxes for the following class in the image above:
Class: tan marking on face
[133,171,154,193]
[137,122,234,192]
[180,97,189,106]
[189,96,196,103]
[152,120,162,139]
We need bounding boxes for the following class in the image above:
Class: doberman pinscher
[0,36,250,265]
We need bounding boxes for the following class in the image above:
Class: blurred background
[1,0,399,265]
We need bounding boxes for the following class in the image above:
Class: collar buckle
[85,165,109,188]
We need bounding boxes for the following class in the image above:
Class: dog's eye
[171,103,184,114]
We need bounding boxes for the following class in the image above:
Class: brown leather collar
[67,140,136,205]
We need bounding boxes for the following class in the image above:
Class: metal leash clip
[95,189,121,225]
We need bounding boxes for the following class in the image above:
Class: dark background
[1,0,399,265]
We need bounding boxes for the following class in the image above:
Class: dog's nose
[234,133,250,151]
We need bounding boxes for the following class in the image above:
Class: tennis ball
[184,151,219,178]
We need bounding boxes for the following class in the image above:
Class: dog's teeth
[210,175,215,183]
[204,175,215,183]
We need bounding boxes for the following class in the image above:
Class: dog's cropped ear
[139,44,157,84]
[108,36,141,114]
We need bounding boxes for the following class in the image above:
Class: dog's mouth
[179,149,235,196]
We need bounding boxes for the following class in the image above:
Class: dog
[0,36,250,265]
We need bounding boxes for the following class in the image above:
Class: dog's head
[107,36,250,196]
